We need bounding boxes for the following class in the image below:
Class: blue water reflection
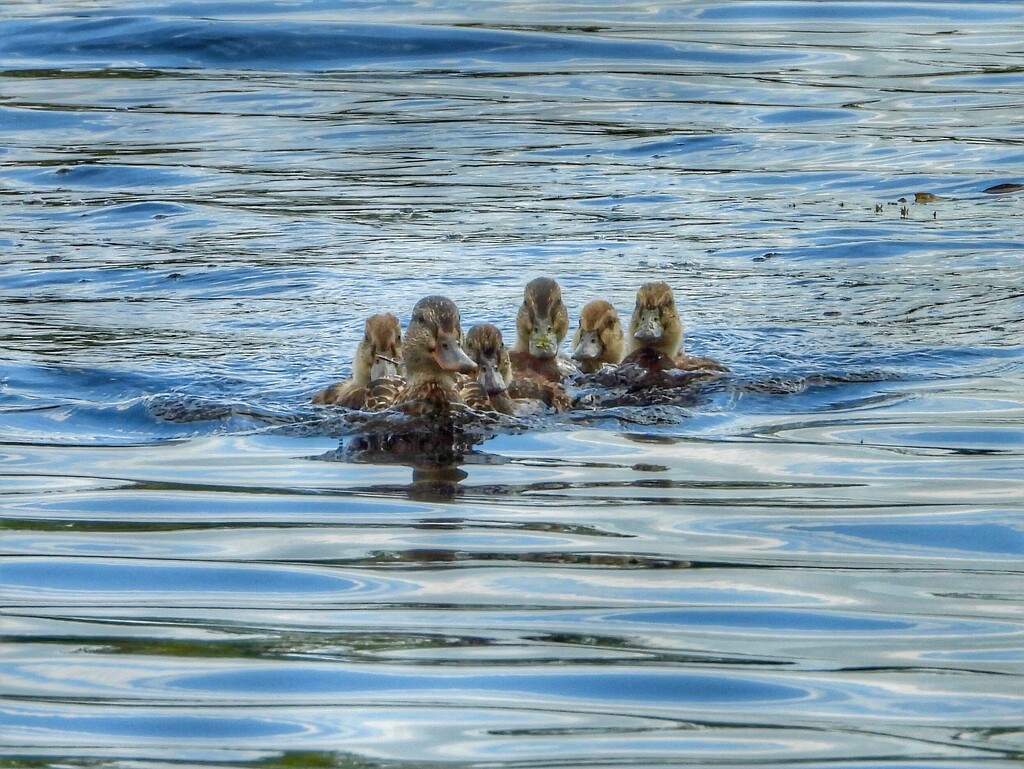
[3,558,417,600]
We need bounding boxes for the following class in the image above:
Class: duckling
[571,299,625,373]
[392,295,478,417]
[460,323,516,415]
[624,281,728,373]
[313,312,403,409]
[459,323,568,414]
[509,277,573,382]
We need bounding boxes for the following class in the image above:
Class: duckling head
[352,313,403,384]
[627,281,683,357]
[465,323,513,394]
[572,299,625,373]
[515,277,569,360]
[403,296,477,379]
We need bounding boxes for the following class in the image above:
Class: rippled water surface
[2,1,1023,767]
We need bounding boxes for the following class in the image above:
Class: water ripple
[1,17,846,73]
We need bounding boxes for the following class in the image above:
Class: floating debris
[982,183,1023,195]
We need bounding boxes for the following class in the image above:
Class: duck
[623,281,728,373]
[459,323,516,415]
[312,312,403,409]
[571,299,625,373]
[391,295,479,417]
[509,277,574,382]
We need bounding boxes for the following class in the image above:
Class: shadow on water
[313,412,505,502]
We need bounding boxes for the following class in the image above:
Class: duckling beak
[634,309,663,343]
[529,325,559,360]
[433,331,478,375]
[370,355,399,380]
[572,331,603,361]
[478,358,508,394]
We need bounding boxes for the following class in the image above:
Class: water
[2,1,1023,767]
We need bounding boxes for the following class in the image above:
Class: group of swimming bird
[313,278,727,419]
